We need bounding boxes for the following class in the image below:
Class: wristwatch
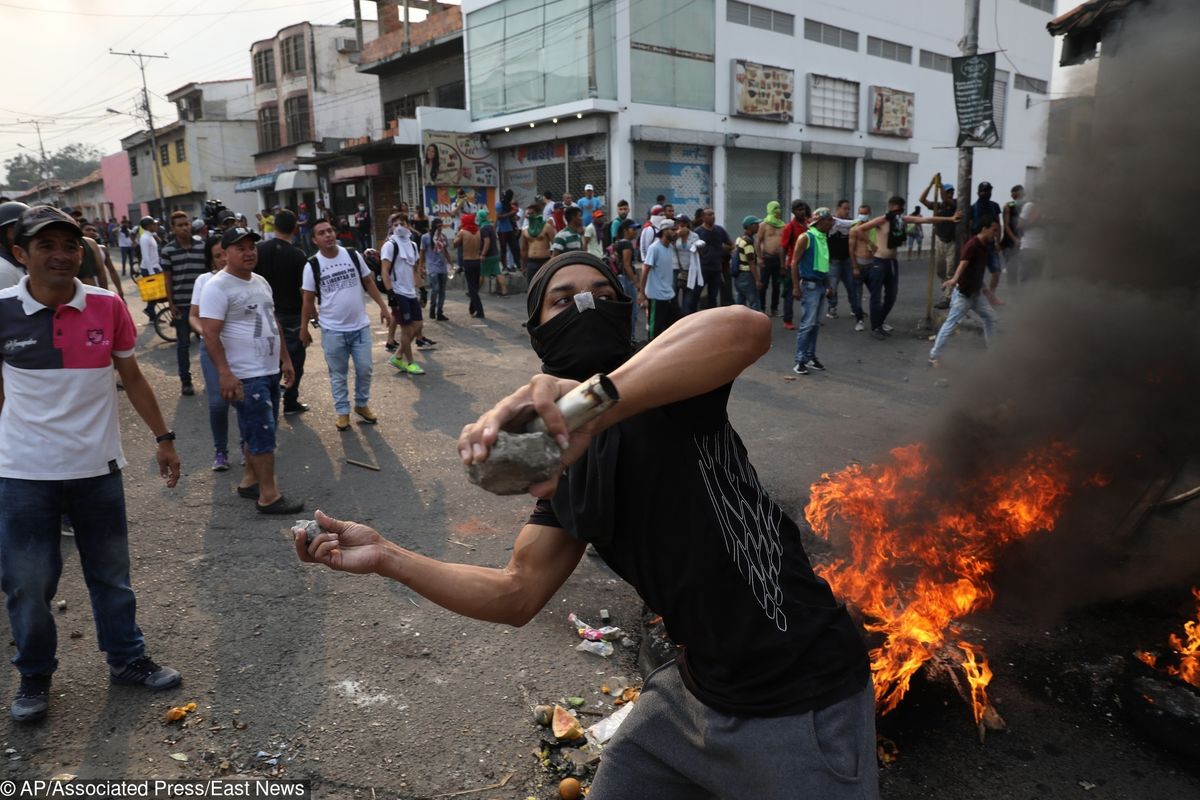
[155,431,177,443]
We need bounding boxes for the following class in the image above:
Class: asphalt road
[5,258,1197,799]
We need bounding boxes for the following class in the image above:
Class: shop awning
[234,168,284,193]
[275,169,318,192]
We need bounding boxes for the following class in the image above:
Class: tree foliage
[3,143,102,187]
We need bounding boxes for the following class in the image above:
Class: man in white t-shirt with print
[300,218,391,431]
[381,214,428,376]
[199,226,300,515]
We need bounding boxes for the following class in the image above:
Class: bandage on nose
[574,292,595,313]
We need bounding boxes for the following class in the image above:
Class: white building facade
[460,0,1056,223]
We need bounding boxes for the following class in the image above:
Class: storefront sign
[868,86,914,138]
[953,52,1000,147]
[732,60,794,122]
[422,131,499,187]
[423,186,499,228]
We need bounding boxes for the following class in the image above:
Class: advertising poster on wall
[422,131,499,187]
[952,52,1000,147]
[868,86,915,138]
[423,185,498,229]
[732,60,794,122]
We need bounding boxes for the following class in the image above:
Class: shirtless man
[754,200,786,316]
[854,196,959,339]
[520,202,556,283]
[848,204,876,314]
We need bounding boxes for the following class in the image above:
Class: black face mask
[530,296,634,382]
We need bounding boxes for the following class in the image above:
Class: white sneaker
[882,323,894,332]
[854,319,865,332]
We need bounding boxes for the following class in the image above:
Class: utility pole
[353,0,364,52]
[110,49,169,220]
[15,120,53,202]
[956,0,981,247]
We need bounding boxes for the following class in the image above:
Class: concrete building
[303,1,465,242]
[59,169,111,223]
[238,19,382,214]
[458,0,1057,225]
[121,79,259,221]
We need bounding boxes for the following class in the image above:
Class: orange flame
[1140,587,1200,688]
[958,642,994,725]
[806,443,1074,715]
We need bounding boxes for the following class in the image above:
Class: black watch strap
[155,431,176,443]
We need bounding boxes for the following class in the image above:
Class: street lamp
[108,107,165,220]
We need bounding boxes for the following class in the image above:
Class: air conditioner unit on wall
[336,38,359,54]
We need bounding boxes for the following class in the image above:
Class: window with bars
[159,144,170,167]
[384,92,428,122]
[804,19,858,52]
[284,95,311,144]
[867,36,912,64]
[1015,74,1048,93]
[281,34,306,76]
[175,140,186,163]
[1019,0,1054,12]
[919,49,952,73]
[807,74,859,130]
[994,69,1009,145]
[257,105,280,152]
[727,1,794,35]
[253,49,275,86]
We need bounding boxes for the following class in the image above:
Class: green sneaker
[406,362,426,376]
[388,356,408,370]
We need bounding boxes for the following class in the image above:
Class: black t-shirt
[693,225,730,272]
[528,385,869,717]
[254,238,308,315]
[613,239,634,277]
[933,202,957,242]
[828,226,849,260]
[957,236,990,297]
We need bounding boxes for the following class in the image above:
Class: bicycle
[135,274,177,343]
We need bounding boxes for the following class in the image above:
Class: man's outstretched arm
[295,510,586,627]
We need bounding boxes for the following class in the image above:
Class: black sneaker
[384,341,398,353]
[181,383,195,396]
[11,674,51,722]
[871,329,886,340]
[435,314,449,322]
[416,337,437,350]
[110,656,182,690]
[283,402,309,415]
[792,362,810,375]
[807,358,826,371]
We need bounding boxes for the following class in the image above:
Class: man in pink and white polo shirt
[0,206,183,724]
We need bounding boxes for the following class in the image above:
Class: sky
[0,0,400,187]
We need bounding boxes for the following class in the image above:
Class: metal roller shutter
[725,149,789,228]
[633,142,712,218]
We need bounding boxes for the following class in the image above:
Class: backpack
[307,247,366,304]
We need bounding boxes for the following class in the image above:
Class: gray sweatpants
[589,662,880,800]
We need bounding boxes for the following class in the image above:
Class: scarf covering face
[527,214,546,238]
[764,201,785,228]
[460,213,478,234]
[525,252,633,382]
[475,209,490,228]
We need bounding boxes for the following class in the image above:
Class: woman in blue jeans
[188,242,232,471]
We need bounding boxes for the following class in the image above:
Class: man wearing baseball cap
[0,206,183,722]
[733,216,763,311]
[919,181,959,308]
[577,183,601,222]
[198,226,301,515]
[639,218,681,340]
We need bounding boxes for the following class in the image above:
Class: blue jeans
[866,258,899,331]
[793,279,826,364]
[173,304,193,384]
[929,288,997,360]
[734,272,762,311]
[781,275,794,323]
[428,272,448,317]
[198,343,230,455]
[0,472,145,677]
[827,257,863,321]
[684,271,722,314]
[119,246,133,271]
[320,325,373,415]
[619,274,640,339]
[234,373,281,455]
